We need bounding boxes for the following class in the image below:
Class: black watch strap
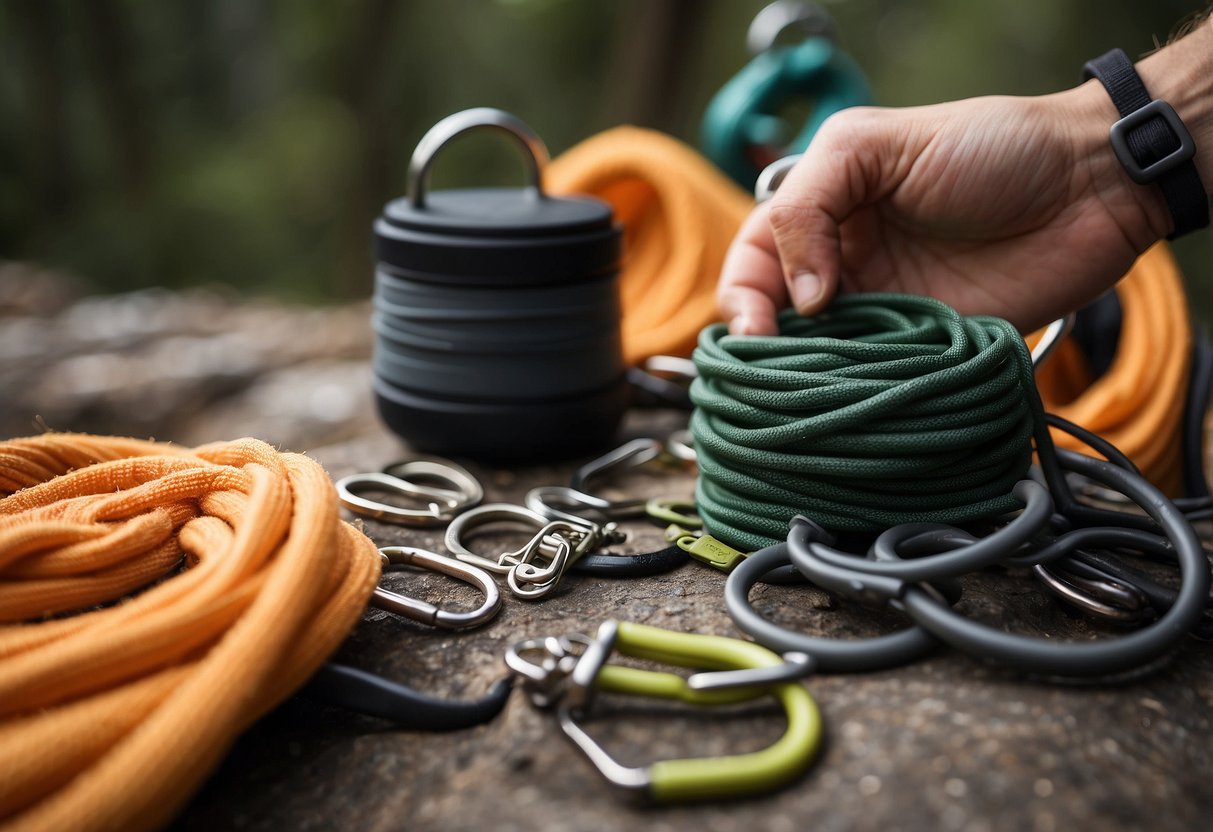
[1083,48,1209,239]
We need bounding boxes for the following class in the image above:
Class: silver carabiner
[570,438,665,493]
[503,632,595,708]
[1030,313,1077,368]
[373,546,501,629]
[444,503,554,575]
[1032,562,1152,624]
[444,503,604,600]
[335,458,483,526]
[525,485,647,526]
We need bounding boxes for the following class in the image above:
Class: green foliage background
[2,0,1210,319]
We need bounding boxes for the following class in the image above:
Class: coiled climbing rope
[690,294,1046,550]
[0,434,381,832]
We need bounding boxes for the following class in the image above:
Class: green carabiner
[508,620,822,802]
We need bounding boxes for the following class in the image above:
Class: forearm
[1137,13,1213,189]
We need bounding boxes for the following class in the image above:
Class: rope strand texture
[0,434,381,832]
[691,295,1044,550]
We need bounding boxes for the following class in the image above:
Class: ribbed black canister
[371,109,627,461]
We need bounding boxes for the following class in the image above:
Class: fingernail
[727,315,756,334]
[791,272,823,311]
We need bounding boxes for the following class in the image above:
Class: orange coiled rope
[0,434,381,832]
[1034,242,1192,495]
[548,126,753,365]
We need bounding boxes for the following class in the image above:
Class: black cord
[301,663,514,731]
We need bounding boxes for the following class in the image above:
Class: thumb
[766,111,880,316]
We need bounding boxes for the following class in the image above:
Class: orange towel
[0,434,380,832]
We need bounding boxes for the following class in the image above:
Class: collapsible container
[372,108,626,461]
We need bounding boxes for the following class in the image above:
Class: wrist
[1072,16,1213,244]
[1062,79,1171,246]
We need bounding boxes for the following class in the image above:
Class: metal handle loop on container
[373,546,501,629]
[407,107,550,209]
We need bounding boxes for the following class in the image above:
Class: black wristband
[1083,48,1209,239]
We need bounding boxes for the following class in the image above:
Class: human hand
[717,85,1172,335]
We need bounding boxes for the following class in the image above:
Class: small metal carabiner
[666,428,696,464]
[444,503,609,600]
[335,458,483,526]
[505,619,822,802]
[525,485,648,526]
[1030,313,1077,368]
[1033,560,1152,625]
[570,437,666,493]
[374,546,501,629]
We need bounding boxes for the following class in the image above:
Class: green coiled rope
[690,294,1050,550]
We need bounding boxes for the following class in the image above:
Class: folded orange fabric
[0,434,381,832]
[547,126,754,365]
[1033,242,1192,495]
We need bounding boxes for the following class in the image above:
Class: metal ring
[754,154,802,203]
[800,479,1054,584]
[1030,313,1077,368]
[1032,563,1151,624]
[726,540,951,673]
[892,451,1210,678]
[745,0,836,55]
[444,503,554,574]
[374,547,501,629]
[445,503,594,599]
[526,485,646,526]
[335,471,461,526]
[570,437,664,493]
[406,107,549,209]
[381,458,484,508]
[666,429,696,464]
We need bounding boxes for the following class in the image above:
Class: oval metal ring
[570,438,664,493]
[382,459,484,507]
[336,459,483,526]
[526,485,646,526]
[337,472,459,525]
[374,546,501,629]
[445,503,553,574]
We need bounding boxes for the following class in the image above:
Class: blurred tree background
[2,0,1210,319]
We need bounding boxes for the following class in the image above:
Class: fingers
[766,111,881,316]
[717,202,788,335]
[718,108,893,332]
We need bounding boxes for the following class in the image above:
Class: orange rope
[0,434,381,832]
[1033,242,1192,494]
[547,126,753,365]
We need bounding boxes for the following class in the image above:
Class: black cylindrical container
[372,108,627,462]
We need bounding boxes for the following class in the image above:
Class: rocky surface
[172,424,1213,832]
[0,262,376,449]
[5,269,1212,831]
